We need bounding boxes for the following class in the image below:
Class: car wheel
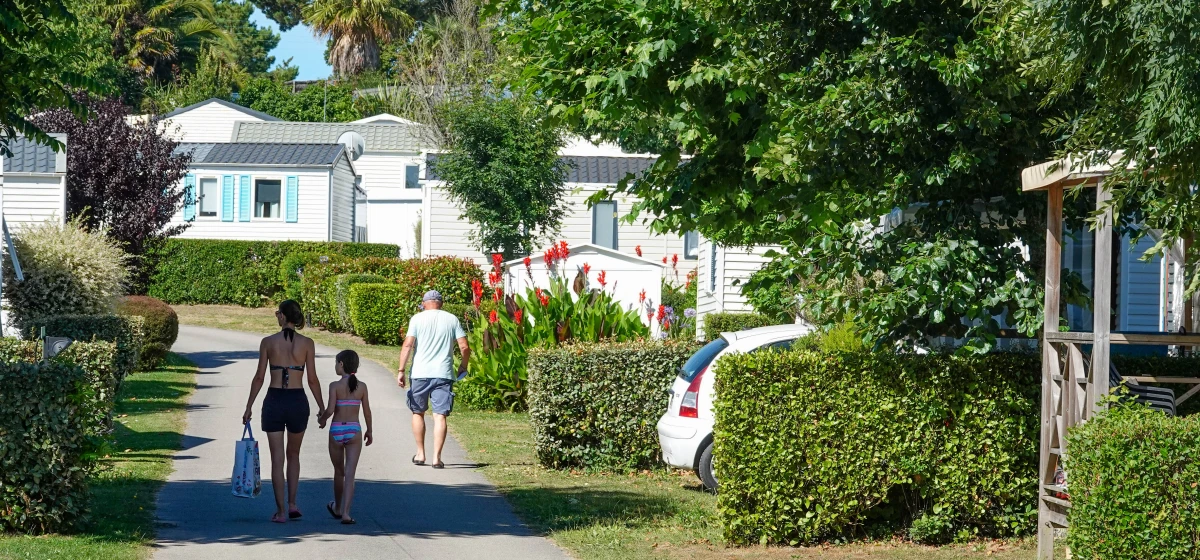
[698,440,718,491]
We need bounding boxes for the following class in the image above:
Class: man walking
[397,290,469,469]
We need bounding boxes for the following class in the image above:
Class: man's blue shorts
[407,377,454,416]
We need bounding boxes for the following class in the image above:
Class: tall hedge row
[27,314,145,377]
[527,340,699,471]
[147,239,398,306]
[1065,404,1200,560]
[714,350,1040,545]
[702,312,778,341]
[0,361,93,533]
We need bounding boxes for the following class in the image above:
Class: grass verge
[0,354,197,560]
[451,412,1037,560]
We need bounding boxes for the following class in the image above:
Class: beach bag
[232,422,261,498]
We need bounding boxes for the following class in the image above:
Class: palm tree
[304,0,414,77]
[106,0,232,83]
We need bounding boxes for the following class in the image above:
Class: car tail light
[679,367,705,418]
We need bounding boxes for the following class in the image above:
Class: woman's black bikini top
[271,327,304,388]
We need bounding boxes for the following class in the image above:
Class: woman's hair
[337,349,360,392]
[278,300,304,329]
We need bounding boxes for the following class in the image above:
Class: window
[255,179,281,218]
[198,177,218,218]
[592,200,618,249]
[405,165,420,188]
[684,231,699,259]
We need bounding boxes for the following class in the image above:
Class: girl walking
[319,350,373,524]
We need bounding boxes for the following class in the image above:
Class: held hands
[365,429,373,446]
[317,410,328,430]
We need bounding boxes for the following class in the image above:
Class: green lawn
[0,354,197,560]
[176,304,1039,560]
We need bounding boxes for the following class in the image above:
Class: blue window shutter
[182,174,196,221]
[221,175,234,222]
[285,176,299,223]
[238,175,251,222]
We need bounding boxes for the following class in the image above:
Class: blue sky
[250,8,332,81]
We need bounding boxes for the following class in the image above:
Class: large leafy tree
[304,0,413,76]
[106,0,232,83]
[504,0,1068,350]
[1015,0,1200,289]
[0,0,108,153]
[214,0,280,75]
[31,97,192,291]
[434,97,569,260]
[236,76,362,121]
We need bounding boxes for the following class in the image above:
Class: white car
[657,323,812,491]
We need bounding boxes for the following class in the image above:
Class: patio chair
[1079,353,1176,415]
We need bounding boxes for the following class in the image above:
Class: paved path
[155,325,568,560]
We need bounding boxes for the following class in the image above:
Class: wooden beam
[1176,383,1200,406]
[1125,377,1200,384]
[1044,331,1093,343]
[1090,182,1113,416]
[1038,184,1064,560]
[1111,332,1200,345]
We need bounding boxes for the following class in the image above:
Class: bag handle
[242,422,254,440]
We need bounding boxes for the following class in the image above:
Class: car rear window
[678,339,729,382]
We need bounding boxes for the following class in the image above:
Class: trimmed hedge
[702,312,777,341]
[328,274,389,332]
[279,252,327,302]
[26,314,145,380]
[301,258,408,328]
[348,283,406,344]
[0,338,123,440]
[328,257,485,340]
[527,340,699,471]
[116,295,179,370]
[148,239,398,306]
[1065,404,1200,560]
[714,350,1040,545]
[0,360,94,533]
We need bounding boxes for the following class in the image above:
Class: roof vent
[337,131,365,161]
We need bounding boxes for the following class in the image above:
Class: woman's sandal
[288,507,303,519]
[411,455,425,465]
[341,518,357,525]
[432,461,445,469]
[271,513,288,524]
[326,501,340,519]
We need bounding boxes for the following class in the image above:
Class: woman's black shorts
[262,388,310,433]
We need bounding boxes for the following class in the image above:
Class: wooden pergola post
[1036,184,1064,559]
[1089,183,1113,412]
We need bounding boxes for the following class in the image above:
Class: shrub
[25,314,145,380]
[116,296,178,370]
[714,349,1040,545]
[147,239,398,306]
[278,252,325,302]
[3,219,129,333]
[0,360,94,533]
[661,274,697,312]
[328,274,389,332]
[1065,404,1200,560]
[301,257,408,328]
[348,283,406,345]
[701,311,777,341]
[792,321,864,353]
[0,338,124,442]
[527,340,698,471]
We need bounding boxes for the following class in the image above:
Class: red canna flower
[597,270,607,287]
[492,253,503,266]
[672,254,679,267]
[523,256,531,268]
[635,245,642,257]
[539,292,550,306]
[582,262,591,275]
[493,287,503,302]
[647,310,654,323]
[656,304,666,322]
[559,241,568,255]
[662,256,667,264]
[488,310,498,324]
[639,289,646,303]
[514,309,523,323]
[663,320,671,331]
[472,279,483,307]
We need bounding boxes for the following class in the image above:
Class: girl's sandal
[271,513,288,524]
[326,501,340,519]
[411,455,425,465]
[288,507,303,519]
[341,518,357,525]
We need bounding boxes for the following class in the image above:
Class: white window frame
[252,176,286,221]
[196,175,221,220]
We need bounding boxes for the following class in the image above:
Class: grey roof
[232,121,427,153]
[177,143,347,166]
[426,154,658,184]
[3,135,66,174]
[163,98,281,122]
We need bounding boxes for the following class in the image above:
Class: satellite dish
[337,131,366,161]
[43,336,72,361]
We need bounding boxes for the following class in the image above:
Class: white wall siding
[170,166,331,241]
[423,181,698,274]
[1,175,66,230]
[329,158,356,242]
[367,200,421,256]
[160,103,266,143]
[355,152,424,248]
[694,238,781,336]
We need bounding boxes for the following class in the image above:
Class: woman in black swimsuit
[242,300,325,523]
